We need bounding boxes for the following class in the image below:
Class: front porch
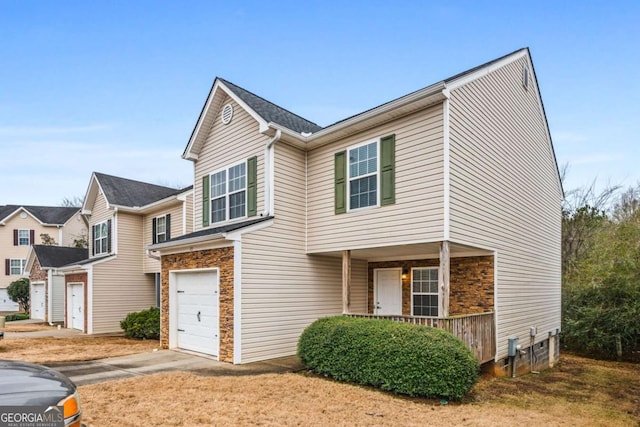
[336,241,497,364]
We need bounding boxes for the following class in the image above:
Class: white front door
[175,271,219,357]
[69,283,84,331]
[31,283,45,320]
[374,269,402,315]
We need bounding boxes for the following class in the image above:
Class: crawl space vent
[221,103,234,125]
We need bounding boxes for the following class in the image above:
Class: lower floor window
[10,259,26,275]
[412,267,439,317]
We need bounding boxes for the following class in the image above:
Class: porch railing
[347,311,495,364]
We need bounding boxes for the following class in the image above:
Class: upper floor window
[92,220,111,256]
[201,156,257,228]
[349,141,378,210]
[211,162,247,224]
[411,267,439,317]
[7,259,26,275]
[152,214,171,244]
[334,134,396,215]
[13,229,33,246]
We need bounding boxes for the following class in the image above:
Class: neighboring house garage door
[31,283,45,321]
[175,271,219,357]
[0,288,19,311]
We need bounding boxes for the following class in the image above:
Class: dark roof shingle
[94,172,191,208]
[0,205,79,225]
[32,245,89,268]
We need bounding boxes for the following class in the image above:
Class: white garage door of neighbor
[31,283,45,320]
[176,271,219,357]
[69,284,84,331]
[0,288,19,311]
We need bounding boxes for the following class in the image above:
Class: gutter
[262,129,282,216]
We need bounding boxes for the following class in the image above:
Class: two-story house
[0,205,85,311]
[58,172,193,333]
[149,48,562,376]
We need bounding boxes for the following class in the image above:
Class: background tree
[60,196,84,207]
[7,278,30,313]
[40,233,57,245]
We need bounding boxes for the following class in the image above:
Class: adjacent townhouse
[25,245,88,323]
[0,205,85,311]
[59,172,193,333]
[149,47,562,375]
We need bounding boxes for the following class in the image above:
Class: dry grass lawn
[2,322,58,333]
[79,354,640,427]
[0,337,159,363]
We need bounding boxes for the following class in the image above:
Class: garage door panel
[175,271,219,357]
[0,289,19,311]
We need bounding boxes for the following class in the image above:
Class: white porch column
[342,250,351,314]
[439,241,450,318]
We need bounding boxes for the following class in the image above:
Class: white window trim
[17,229,30,246]
[410,267,440,317]
[93,220,109,256]
[209,159,248,225]
[155,214,167,243]
[9,259,26,275]
[346,138,380,212]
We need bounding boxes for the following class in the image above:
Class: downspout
[262,129,282,216]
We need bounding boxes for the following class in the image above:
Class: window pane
[212,197,226,223]
[229,163,246,193]
[212,171,226,198]
[18,230,30,245]
[350,176,376,209]
[229,191,246,219]
[156,217,166,234]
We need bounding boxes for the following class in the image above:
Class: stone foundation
[161,246,235,362]
[368,256,494,316]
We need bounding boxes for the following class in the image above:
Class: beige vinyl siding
[306,106,445,253]
[185,192,194,234]
[88,192,112,258]
[448,57,562,360]
[241,143,367,363]
[193,96,266,230]
[0,215,52,289]
[143,203,185,273]
[60,212,87,247]
[91,211,155,333]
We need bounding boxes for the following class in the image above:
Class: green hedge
[297,316,479,400]
[4,313,29,322]
[120,307,160,340]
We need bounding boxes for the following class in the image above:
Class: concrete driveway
[47,350,303,386]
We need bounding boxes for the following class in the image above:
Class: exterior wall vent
[221,103,234,125]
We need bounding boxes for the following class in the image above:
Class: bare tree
[60,196,85,208]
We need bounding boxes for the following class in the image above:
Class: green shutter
[334,151,347,214]
[247,156,258,217]
[202,175,210,227]
[380,134,396,206]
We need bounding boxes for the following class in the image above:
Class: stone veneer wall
[65,272,88,331]
[29,258,49,321]
[160,247,235,362]
[367,256,494,316]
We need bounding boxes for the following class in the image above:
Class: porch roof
[310,241,493,262]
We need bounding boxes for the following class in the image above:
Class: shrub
[120,307,160,340]
[4,313,29,322]
[297,316,479,400]
[7,278,30,313]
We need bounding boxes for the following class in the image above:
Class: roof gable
[0,205,79,225]
[82,172,189,213]
[183,78,321,159]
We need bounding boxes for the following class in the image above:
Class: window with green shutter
[380,134,396,205]
[335,151,347,214]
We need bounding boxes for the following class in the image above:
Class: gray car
[0,360,83,427]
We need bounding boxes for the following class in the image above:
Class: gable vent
[221,103,234,125]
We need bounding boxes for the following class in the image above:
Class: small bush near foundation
[4,313,29,321]
[297,316,479,400]
[120,307,160,340]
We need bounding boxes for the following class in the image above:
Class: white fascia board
[24,246,37,273]
[153,240,233,257]
[149,233,229,252]
[57,255,116,272]
[444,49,528,91]
[81,174,101,214]
[184,80,270,159]
[223,218,274,241]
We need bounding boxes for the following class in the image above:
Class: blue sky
[1,1,638,205]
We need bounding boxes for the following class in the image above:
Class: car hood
[0,360,76,406]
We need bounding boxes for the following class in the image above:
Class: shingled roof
[31,245,89,269]
[94,172,191,208]
[219,78,322,134]
[0,205,79,225]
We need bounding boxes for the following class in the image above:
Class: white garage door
[0,288,19,311]
[175,271,219,357]
[31,283,45,320]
